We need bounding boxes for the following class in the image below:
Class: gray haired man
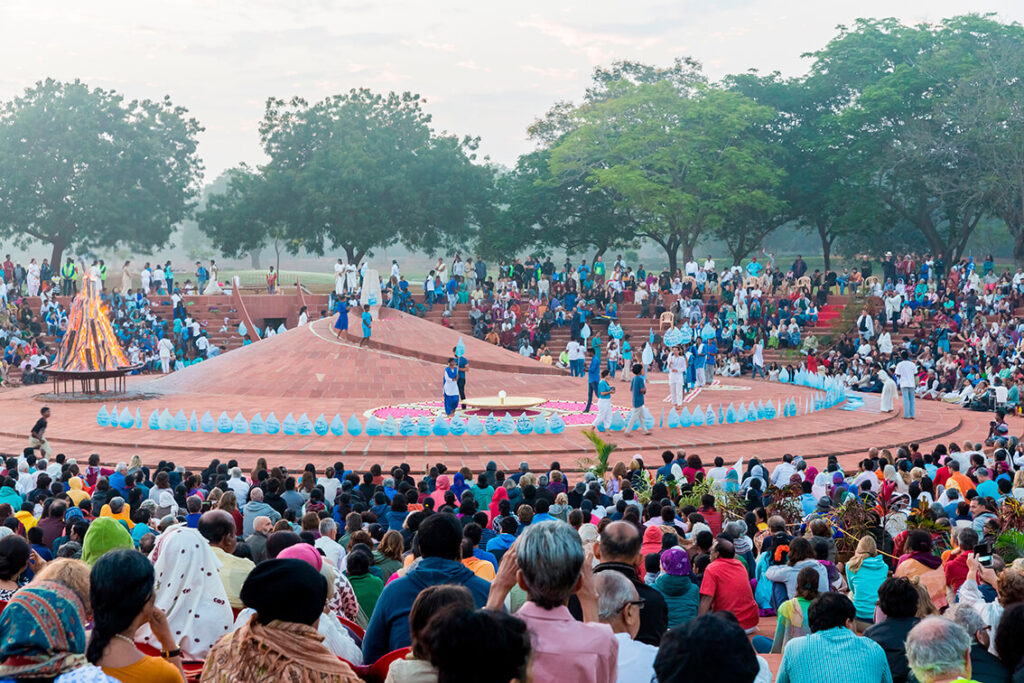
[905,617,973,683]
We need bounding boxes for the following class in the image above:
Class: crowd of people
[0,422,1020,681]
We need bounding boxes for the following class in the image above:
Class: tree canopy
[0,79,203,266]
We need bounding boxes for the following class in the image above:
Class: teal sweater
[847,554,888,620]
[654,573,699,629]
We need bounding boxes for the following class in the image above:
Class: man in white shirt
[157,336,174,374]
[684,259,699,278]
[596,571,657,683]
[315,518,346,569]
[856,309,875,340]
[894,350,918,419]
[567,339,584,377]
[195,334,210,358]
[226,467,249,505]
[771,454,797,488]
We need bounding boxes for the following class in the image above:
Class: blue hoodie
[361,556,490,662]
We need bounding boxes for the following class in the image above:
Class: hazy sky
[2,1,1021,182]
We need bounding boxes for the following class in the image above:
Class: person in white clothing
[596,571,657,683]
[333,259,346,295]
[157,336,175,374]
[667,346,687,407]
[894,350,918,419]
[878,367,897,413]
[751,338,765,379]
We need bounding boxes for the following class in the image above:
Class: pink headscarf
[430,475,451,507]
[277,543,323,571]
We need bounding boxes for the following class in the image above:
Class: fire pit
[42,277,142,395]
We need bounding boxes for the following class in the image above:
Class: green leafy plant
[996,530,1024,562]
[578,429,618,480]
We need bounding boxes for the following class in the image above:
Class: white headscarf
[812,473,829,500]
[136,525,234,659]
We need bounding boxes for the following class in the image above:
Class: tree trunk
[49,241,65,272]
[816,219,832,271]
[249,250,261,269]
[1011,220,1024,264]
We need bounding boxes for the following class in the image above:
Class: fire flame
[52,277,130,372]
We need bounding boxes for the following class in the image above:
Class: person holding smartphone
[956,553,1024,654]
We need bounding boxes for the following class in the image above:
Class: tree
[805,15,1024,263]
[197,165,295,275]
[0,79,203,266]
[549,80,785,272]
[251,89,492,265]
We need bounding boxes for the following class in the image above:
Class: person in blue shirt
[623,363,650,435]
[486,516,518,563]
[333,297,349,340]
[359,304,372,347]
[657,451,676,482]
[746,257,763,278]
[584,347,602,412]
[593,369,616,430]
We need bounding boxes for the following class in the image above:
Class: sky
[2,0,1022,183]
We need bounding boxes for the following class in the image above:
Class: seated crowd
[0,434,1021,682]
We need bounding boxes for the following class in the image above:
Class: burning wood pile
[52,277,130,372]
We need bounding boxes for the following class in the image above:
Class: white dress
[334,263,345,295]
[879,370,897,412]
[204,266,223,295]
[26,263,40,296]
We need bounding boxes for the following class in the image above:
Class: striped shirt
[777,627,892,683]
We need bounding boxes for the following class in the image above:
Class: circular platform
[0,313,993,473]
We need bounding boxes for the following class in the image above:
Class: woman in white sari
[204,261,223,295]
[26,259,40,296]
[120,260,133,296]
[136,525,233,659]
[879,367,897,412]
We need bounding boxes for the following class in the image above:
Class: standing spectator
[776,593,892,683]
[895,350,918,419]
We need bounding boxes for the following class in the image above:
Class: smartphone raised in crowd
[975,541,993,568]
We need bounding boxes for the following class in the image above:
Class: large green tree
[0,78,203,266]
[247,89,492,265]
[549,80,785,272]
[805,14,1024,263]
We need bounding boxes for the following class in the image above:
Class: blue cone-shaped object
[726,403,737,424]
[549,414,566,434]
[516,415,532,435]
[383,416,398,436]
[148,410,161,430]
[667,408,680,428]
[736,403,747,423]
[249,413,265,435]
[297,413,314,436]
[174,409,188,431]
[499,414,515,435]
[718,404,724,425]
[313,413,329,436]
[189,410,199,431]
[96,405,110,427]
[466,416,484,436]
[233,412,249,434]
[610,411,626,432]
[200,411,215,433]
[238,322,247,338]
[455,337,466,358]
[398,415,415,436]
[705,406,715,426]
[216,411,233,433]
[449,417,466,436]
[659,409,664,429]
[346,414,362,436]
[415,417,431,436]
[366,416,383,436]
[119,408,134,428]
[484,413,499,436]
[692,406,704,427]
[135,408,143,430]
[432,416,450,436]
[109,405,120,429]
[643,409,655,431]
[264,412,281,435]
[281,413,298,435]
[329,414,345,436]
[533,415,548,434]
[679,407,692,427]
[159,409,173,430]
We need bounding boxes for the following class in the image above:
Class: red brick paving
[0,312,1001,473]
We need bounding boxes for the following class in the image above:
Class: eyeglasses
[617,598,646,614]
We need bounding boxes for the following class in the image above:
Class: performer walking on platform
[443,358,460,417]
[334,298,349,341]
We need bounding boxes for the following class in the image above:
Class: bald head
[713,538,736,560]
[253,516,272,535]
[198,509,237,552]
[597,521,642,564]
[249,487,264,502]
